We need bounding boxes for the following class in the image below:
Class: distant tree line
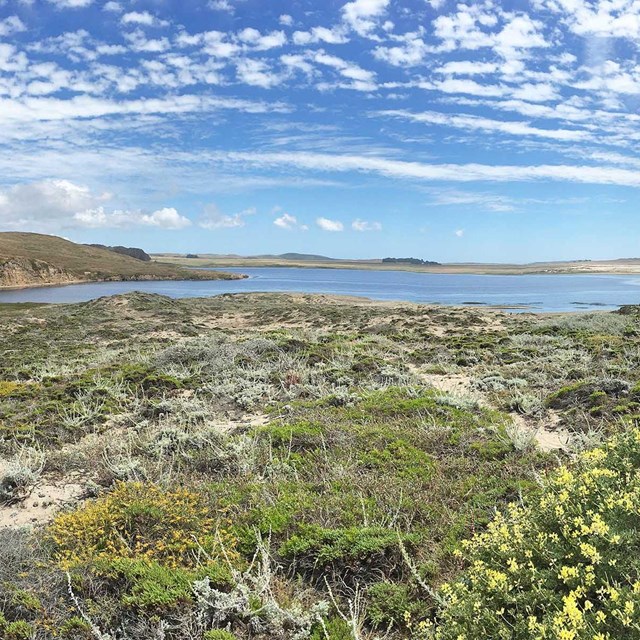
[382,257,441,266]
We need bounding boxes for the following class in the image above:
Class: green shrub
[203,631,238,640]
[358,439,435,481]
[59,616,93,638]
[367,581,422,629]
[280,525,418,583]
[257,420,324,451]
[0,618,34,640]
[433,428,640,639]
[96,557,231,609]
[309,617,352,640]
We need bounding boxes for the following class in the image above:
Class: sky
[1,0,640,262]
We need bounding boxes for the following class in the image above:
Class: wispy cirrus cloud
[214,151,640,188]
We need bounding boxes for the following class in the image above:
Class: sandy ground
[409,365,570,452]
[0,413,270,530]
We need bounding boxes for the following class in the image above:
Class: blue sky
[1,0,640,261]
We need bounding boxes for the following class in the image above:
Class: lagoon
[0,267,639,312]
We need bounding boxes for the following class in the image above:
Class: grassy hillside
[0,232,241,287]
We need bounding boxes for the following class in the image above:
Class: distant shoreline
[153,255,640,277]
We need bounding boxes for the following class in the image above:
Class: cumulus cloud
[0,179,105,229]
[121,12,169,28]
[534,0,640,39]
[273,213,298,229]
[102,1,122,12]
[75,206,191,229]
[238,28,287,50]
[373,34,429,66]
[0,16,26,36]
[342,0,390,36]
[236,59,282,88]
[352,218,382,231]
[454,229,465,237]
[433,5,548,59]
[316,216,344,231]
[0,179,190,231]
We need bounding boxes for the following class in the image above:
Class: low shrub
[280,525,418,584]
[48,481,236,569]
[367,581,423,629]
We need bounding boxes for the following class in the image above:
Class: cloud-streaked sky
[1,0,640,261]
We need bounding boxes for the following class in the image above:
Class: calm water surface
[1,267,640,313]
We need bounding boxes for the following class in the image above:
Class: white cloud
[454,228,465,237]
[141,208,190,229]
[199,204,256,229]
[274,213,299,229]
[75,206,191,229]
[292,26,349,45]
[316,216,344,231]
[236,59,282,88]
[0,179,189,230]
[352,218,382,231]
[0,179,105,229]
[0,16,26,36]
[373,33,429,66]
[314,51,377,90]
[0,95,289,129]
[534,0,640,39]
[279,14,293,26]
[208,0,234,12]
[378,109,587,141]
[121,12,169,28]
[238,28,287,50]
[425,189,516,212]
[436,60,499,75]
[433,5,548,59]
[342,0,390,36]
[103,1,122,12]
[216,150,640,188]
[124,29,170,52]
[281,54,315,76]
[47,0,94,8]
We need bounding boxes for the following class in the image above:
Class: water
[0,267,639,312]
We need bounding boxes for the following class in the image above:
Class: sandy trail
[409,364,570,452]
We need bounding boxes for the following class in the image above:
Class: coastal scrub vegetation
[1,292,640,638]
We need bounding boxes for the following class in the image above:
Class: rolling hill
[0,233,242,288]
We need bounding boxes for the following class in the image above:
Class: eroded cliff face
[0,258,80,288]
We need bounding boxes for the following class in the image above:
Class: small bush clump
[48,481,236,569]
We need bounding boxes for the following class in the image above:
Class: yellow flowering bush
[432,429,640,640]
[49,481,236,569]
